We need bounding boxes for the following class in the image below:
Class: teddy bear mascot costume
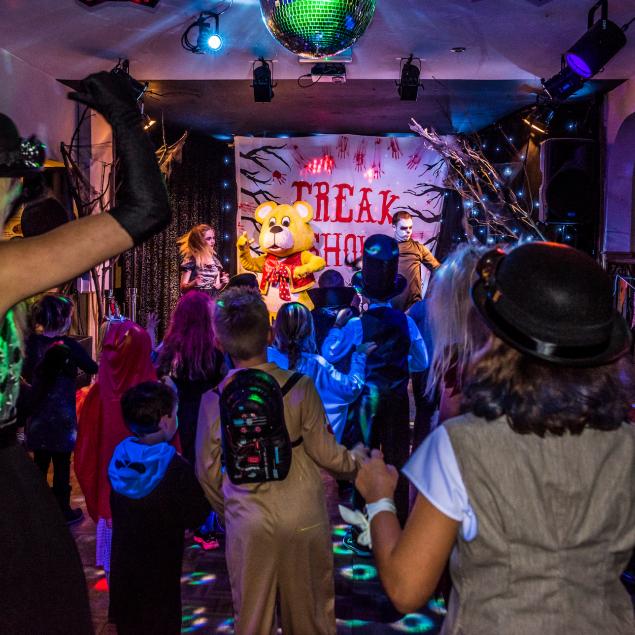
[237,200,325,317]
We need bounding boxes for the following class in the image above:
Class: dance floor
[69,468,445,634]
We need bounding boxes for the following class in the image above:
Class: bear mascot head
[236,200,325,316]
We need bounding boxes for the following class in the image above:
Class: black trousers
[33,450,72,513]
[350,385,411,526]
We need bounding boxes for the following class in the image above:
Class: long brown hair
[462,336,630,436]
[177,224,215,268]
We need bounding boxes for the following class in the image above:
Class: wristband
[366,498,397,524]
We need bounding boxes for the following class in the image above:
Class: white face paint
[394,218,413,242]
[203,229,216,249]
[0,178,22,229]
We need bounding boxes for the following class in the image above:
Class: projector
[311,63,346,84]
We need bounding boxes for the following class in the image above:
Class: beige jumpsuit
[196,362,358,635]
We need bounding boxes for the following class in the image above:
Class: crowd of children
[15,231,635,635]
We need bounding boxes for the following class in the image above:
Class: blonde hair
[177,223,215,268]
[425,243,490,398]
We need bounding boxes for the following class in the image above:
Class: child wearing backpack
[196,288,363,635]
[108,380,210,635]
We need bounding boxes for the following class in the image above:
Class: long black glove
[68,71,171,245]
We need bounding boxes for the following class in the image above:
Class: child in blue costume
[322,234,429,538]
[109,381,210,635]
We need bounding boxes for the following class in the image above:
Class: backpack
[218,368,303,485]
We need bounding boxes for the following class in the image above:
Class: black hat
[307,286,356,308]
[471,242,632,366]
[351,234,407,301]
[0,113,46,178]
[225,273,259,290]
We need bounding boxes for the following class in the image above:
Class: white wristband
[366,498,397,524]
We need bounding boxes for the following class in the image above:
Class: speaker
[21,196,73,237]
[539,138,597,224]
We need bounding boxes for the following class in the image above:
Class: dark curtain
[122,132,237,339]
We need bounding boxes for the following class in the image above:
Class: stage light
[397,55,422,101]
[564,1,627,79]
[541,65,585,102]
[182,11,225,54]
[523,106,556,135]
[142,114,156,130]
[252,58,275,103]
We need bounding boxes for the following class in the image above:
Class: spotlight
[397,55,422,101]
[523,106,556,135]
[252,58,274,103]
[564,1,627,79]
[182,11,224,54]
[541,64,585,102]
[142,114,156,131]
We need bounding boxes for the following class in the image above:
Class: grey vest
[443,413,635,635]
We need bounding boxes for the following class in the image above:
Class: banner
[235,134,448,284]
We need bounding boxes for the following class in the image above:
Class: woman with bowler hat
[355,242,635,634]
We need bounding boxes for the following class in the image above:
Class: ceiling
[2,0,635,134]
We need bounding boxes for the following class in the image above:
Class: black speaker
[21,196,73,237]
[539,138,597,224]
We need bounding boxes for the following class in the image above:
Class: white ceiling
[1,0,633,134]
[2,0,634,81]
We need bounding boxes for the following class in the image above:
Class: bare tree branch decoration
[409,119,545,242]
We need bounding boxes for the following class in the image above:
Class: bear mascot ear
[293,200,314,222]
[255,201,277,223]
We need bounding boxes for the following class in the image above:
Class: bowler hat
[471,242,631,366]
[0,114,46,178]
[351,234,407,301]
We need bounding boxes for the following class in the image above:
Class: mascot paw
[236,232,252,250]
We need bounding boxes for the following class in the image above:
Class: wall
[604,77,635,254]
[0,48,76,163]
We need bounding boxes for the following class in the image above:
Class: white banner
[235,134,448,284]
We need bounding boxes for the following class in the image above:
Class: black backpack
[218,369,303,485]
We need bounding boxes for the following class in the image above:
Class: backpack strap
[280,371,303,397]
[281,372,304,447]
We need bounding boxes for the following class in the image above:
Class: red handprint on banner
[406,142,426,170]
[337,135,350,159]
[388,138,403,159]
[354,139,367,172]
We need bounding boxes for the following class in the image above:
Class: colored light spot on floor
[181,571,217,586]
[390,613,435,632]
[427,596,447,615]
[332,524,348,538]
[333,541,351,555]
[336,618,370,627]
[92,577,109,592]
[215,617,235,633]
[339,563,378,581]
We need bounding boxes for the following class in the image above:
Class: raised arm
[0,71,170,315]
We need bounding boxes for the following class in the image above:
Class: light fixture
[252,58,275,103]
[182,11,224,54]
[522,105,556,135]
[397,55,422,101]
[541,63,585,102]
[142,114,156,130]
[564,0,627,79]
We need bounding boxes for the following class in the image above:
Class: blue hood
[108,437,176,499]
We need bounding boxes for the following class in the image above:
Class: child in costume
[178,223,229,296]
[109,381,210,635]
[23,293,98,524]
[321,234,429,542]
[268,300,374,443]
[74,319,159,576]
[196,288,362,635]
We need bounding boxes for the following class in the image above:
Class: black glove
[69,72,171,245]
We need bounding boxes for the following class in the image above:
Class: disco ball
[260,0,376,58]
